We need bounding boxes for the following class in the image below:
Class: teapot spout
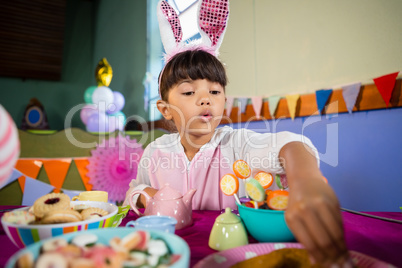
[183,188,197,207]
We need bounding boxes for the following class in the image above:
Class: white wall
[220,0,402,97]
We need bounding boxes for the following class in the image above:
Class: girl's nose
[200,99,210,105]
[198,96,211,106]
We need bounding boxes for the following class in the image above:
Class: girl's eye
[210,90,221,95]
[183,92,194,96]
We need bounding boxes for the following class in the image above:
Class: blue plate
[6,227,190,268]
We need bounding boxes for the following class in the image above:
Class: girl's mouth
[200,111,212,122]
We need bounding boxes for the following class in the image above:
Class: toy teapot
[128,184,196,230]
[209,207,248,250]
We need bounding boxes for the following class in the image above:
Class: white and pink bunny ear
[157,0,183,56]
[198,0,230,56]
[157,0,230,63]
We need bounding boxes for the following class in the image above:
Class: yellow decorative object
[285,94,300,120]
[95,58,113,87]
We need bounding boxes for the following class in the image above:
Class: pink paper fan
[87,135,144,203]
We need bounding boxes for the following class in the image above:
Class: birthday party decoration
[42,159,72,193]
[342,82,361,113]
[285,94,300,120]
[237,98,248,115]
[0,158,116,206]
[80,58,127,132]
[0,105,20,188]
[251,97,263,119]
[20,98,50,130]
[87,135,144,203]
[0,169,22,190]
[74,159,92,191]
[21,177,55,206]
[373,71,399,107]
[84,86,97,104]
[315,89,333,114]
[95,58,113,87]
[268,95,281,118]
[15,159,42,179]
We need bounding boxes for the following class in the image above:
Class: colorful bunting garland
[223,71,399,120]
[1,158,92,203]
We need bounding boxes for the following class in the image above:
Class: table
[1,206,402,267]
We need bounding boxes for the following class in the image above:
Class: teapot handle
[128,189,152,216]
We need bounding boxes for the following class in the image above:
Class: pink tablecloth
[1,206,402,267]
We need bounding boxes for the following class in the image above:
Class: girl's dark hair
[159,49,227,101]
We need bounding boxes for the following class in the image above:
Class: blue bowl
[6,227,190,268]
[237,204,295,242]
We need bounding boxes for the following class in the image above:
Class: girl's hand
[123,187,158,208]
[279,142,353,268]
[285,177,352,267]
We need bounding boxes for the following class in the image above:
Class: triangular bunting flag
[251,97,263,119]
[74,159,93,191]
[22,177,55,206]
[237,98,248,114]
[18,176,26,192]
[373,71,399,107]
[268,96,281,118]
[62,189,84,200]
[42,159,72,193]
[315,89,333,114]
[225,96,234,117]
[342,82,361,113]
[0,168,23,189]
[285,94,300,120]
[15,159,42,179]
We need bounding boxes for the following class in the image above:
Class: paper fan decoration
[87,135,144,203]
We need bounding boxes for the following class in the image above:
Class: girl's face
[158,79,226,137]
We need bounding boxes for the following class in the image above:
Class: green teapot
[209,207,249,251]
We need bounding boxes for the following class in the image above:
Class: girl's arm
[279,141,353,268]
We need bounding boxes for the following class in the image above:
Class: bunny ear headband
[157,0,230,95]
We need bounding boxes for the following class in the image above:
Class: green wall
[0,0,147,131]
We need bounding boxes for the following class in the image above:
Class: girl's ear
[157,100,173,120]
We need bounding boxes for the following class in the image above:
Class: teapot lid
[215,207,241,224]
[153,184,182,200]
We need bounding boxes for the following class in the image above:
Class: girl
[124,1,352,267]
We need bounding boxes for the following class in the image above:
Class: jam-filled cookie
[33,193,71,218]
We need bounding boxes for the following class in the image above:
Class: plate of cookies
[1,193,119,248]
